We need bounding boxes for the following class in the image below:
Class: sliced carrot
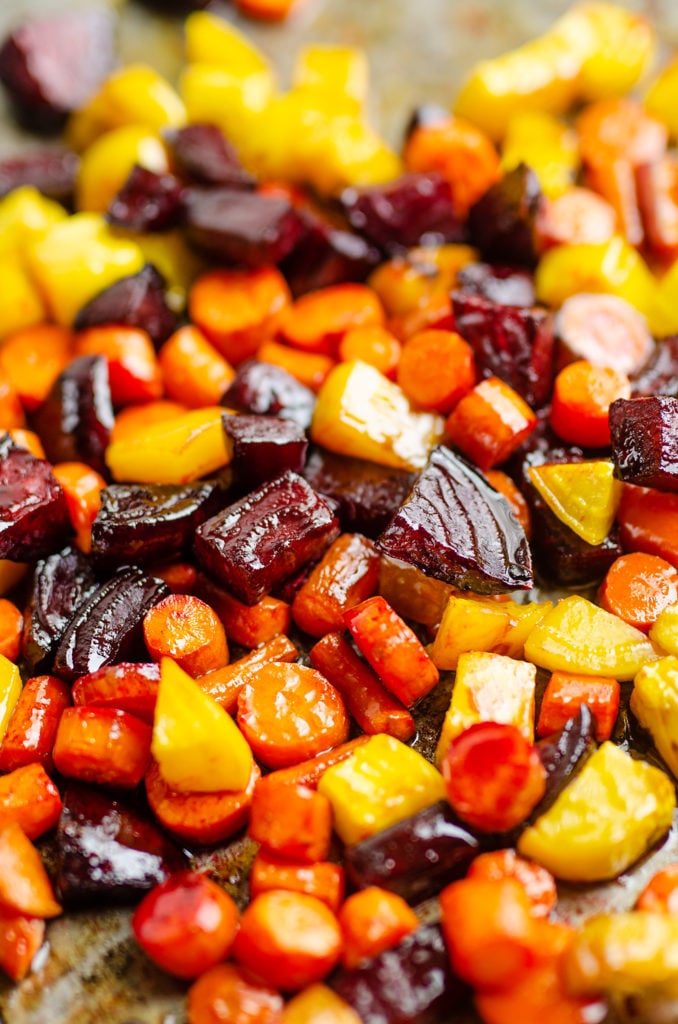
[143,593,229,677]
[110,399,188,443]
[618,483,678,567]
[74,325,162,406]
[51,462,106,553]
[0,764,63,840]
[337,325,402,379]
[291,533,380,639]
[159,325,235,408]
[0,676,71,774]
[198,635,298,714]
[0,323,73,413]
[577,97,667,170]
[388,291,454,342]
[249,850,344,913]
[466,849,557,920]
[7,428,45,460]
[0,369,25,429]
[187,962,284,1024]
[0,909,44,982]
[537,671,620,743]
[258,736,369,792]
[256,341,335,392]
[237,663,349,769]
[196,576,291,649]
[0,822,61,918]
[485,470,532,537]
[234,0,298,19]
[0,599,23,663]
[396,329,476,414]
[445,376,538,470]
[635,863,678,914]
[53,707,152,789]
[280,284,384,356]
[585,157,644,246]
[536,187,618,250]
[599,551,678,632]
[337,886,419,969]
[71,662,160,725]
[549,360,630,448]
[249,777,332,863]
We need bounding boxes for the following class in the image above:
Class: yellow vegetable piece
[0,258,46,340]
[106,407,232,484]
[0,656,22,746]
[185,11,274,78]
[311,360,444,471]
[292,45,369,109]
[435,651,537,765]
[314,116,402,192]
[518,742,675,882]
[649,601,678,656]
[574,2,655,101]
[646,56,678,140]
[76,125,169,213]
[29,213,144,326]
[565,912,678,999]
[0,186,67,260]
[501,111,578,198]
[494,599,554,660]
[318,733,446,846]
[180,63,275,160]
[282,984,362,1024]
[527,460,622,546]
[524,594,661,681]
[130,230,206,312]
[369,246,477,317]
[429,596,511,671]
[152,657,253,793]
[631,656,678,779]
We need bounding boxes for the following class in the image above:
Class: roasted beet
[73,264,177,348]
[55,784,186,907]
[22,546,98,674]
[631,336,678,397]
[194,471,339,605]
[304,446,418,539]
[221,360,316,431]
[0,147,79,200]
[0,8,116,133]
[455,262,536,307]
[31,355,114,477]
[340,172,464,253]
[609,396,678,492]
[165,123,255,188]
[533,705,597,819]
[467,164,543,267]
[451,291,555,409]
[281,212,381,298]
[223,414,308,490]
[52,568,170,683]
[0,434,71,561]
[345,801,479,904]
[330,924,468,1024]
[184,187,305,267]
[90,480,228,569]
[378,446,533,593]
[107,165,185,233]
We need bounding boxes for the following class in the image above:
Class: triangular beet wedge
[377,445,533,594]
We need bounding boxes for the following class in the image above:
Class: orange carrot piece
[485,470,532,537]
[337,325,402,379]
[537,671,620,743]
[198,634,298,714]
[234,890,342,991]
[536,187,618,250]
[234,0,298,19]
[549,360,630,448]
[196,576,291,649]
[280,284,384,356]
[636,155,678,258]
[189,267,291,365]
[337,886,419,969]
[71,662,160,724]
[148,561,198,594]
[0,676,71,774]
[577,97,667,169]
[110,399,187,443]
[618,483,678,567]
[0,324,74,413]
[599,551,678,632]
[51,462,106,553]
[74,325,162,406]
[237,663,349,769]
[635,863,678,914]
[143,593,229,677]
[255,736,369,792]
[188,963,284,1024]
[0,598,23,662]
[145,760,259,845]
[291,533,380,639]
[0,909,44,982]
[343,595,439,707]
[309,632,415,741]
[388,292,455,343]
[249,777,332,862]
[0,822,61,918]
[53,707,152,789]
[445,376,538,471]
[396,328,476,414]
[249,850,344,913]
[0,368,25,429]
[466,849,557,920]
[256,341,335,392]
[159,325,235,408]
[7,428,45,459]
[585,157,644,247]
[0,764,63,840]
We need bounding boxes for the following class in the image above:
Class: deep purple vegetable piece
[52,568,171,683]
[184,187,305,267]
[165,123,255,188]
[0,8,116,133]
[0,147,79,200]
[630,336,678,397]
[0,434,71,561]
[107,165,185,233]
[609,396,678,492]
[451,290,555,409]
[223,414,308,490]
[55,784,187,907]
[221,359,316,431]
[281,211,381,298]
[532,705,597,819]
[377,445,533,593]
[73,264,177,348]
[340,171,464,253]
[194,470,339,604]
[467,163,543,267]
[455,262,536,307]
[22,545,98,674]
[90,480,229,569]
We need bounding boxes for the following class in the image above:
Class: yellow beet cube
[430,596,511,671]
[494,599,553,659]
[293,45,369,109]
[0,258,46,340]
[649,601,678,655]
[631,656,678,779]
[0,656,22,746]
[0,186,67,260]
[181,63,274,161]
[185,11,274,78]
[527,460,622,546]
[501,111,578,197]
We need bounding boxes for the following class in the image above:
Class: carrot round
[159,325,235,408]
[0,599,23,663]
[0,323,73,413]
[187,963,284,1024]
[0,763,63,840]
[143,594,229,677]
[599,552,678,632]
[576,97,667,169]
[337,886,419,969]
[466,849,557,920]
[396,329,476,413]
[280,283,384,355]
[249,850,345,913]
[536,187,618,250]
[549,360,630,447]
[338,325,402,379]
[237,663,349,769]
[52,707,152,790]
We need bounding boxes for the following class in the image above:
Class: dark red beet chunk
[281,211,380,298]
[31,355,113,478]
[330,924,469,1024]
[22,545,98,674]
[194,470,339,605]
[165,123,255,188]
[52,568,170,683]
[451,291,555,409]
[467,164,543,267]
[55,784,186,908]
[0,434,71,561]
[609,396,678,492]
[73,264,177,348]
[377,445,533,594]
[107,165,185,233]
[0,147,79,200]
[184,187,305,267]
[532,705,597,820]
[223,414,308,490]
[340,172,464,253]
[455,262,536,307]
[630,336,678,397]
[344,801,479,905]
[304,446,418,539]
[0,8,116,133]
[221,360,316,431]
[90,480,228,569]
